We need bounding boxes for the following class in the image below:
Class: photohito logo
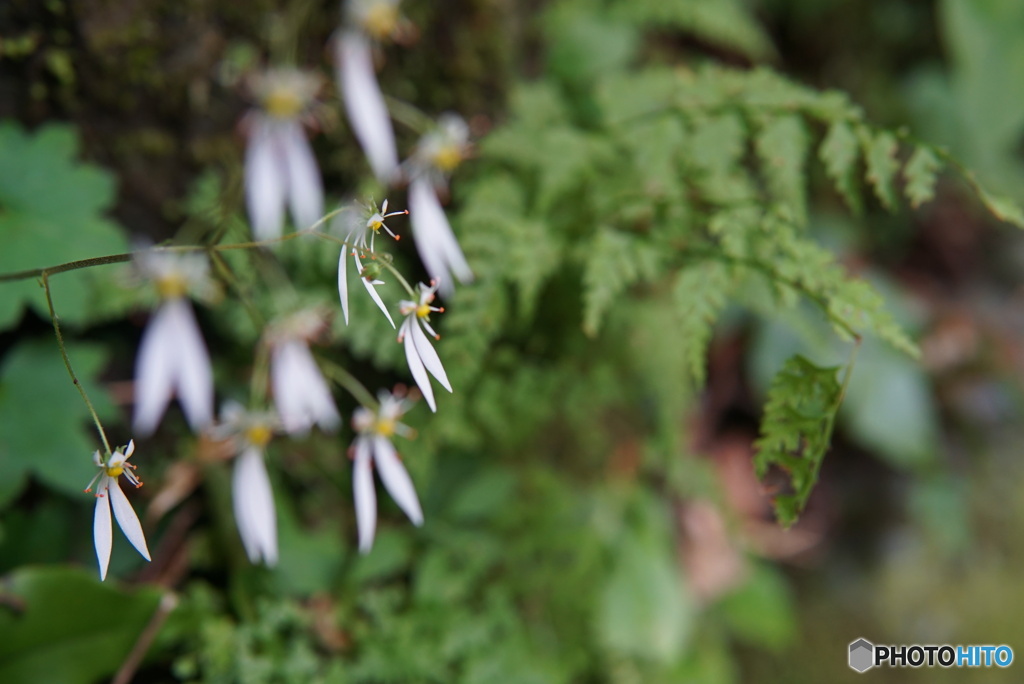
[848,638,1014,672]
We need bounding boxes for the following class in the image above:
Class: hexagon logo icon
[849,638,875,673]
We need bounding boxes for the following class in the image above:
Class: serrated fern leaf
[862,128,900,211]
[581,228,661,337]
[819,120,862,213]
[902,145,943,209]
[754,355,843,526]
[755,114,810,226]
[671,262,731,385]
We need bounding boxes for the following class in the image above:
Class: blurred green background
[2,0,1024,682]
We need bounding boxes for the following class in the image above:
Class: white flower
[245,68,324,240]
[407,114,473,296]
[133,251,214,436]
[337,31,399,182]
[267,310,341,435]
[337,199,407,327]
[397,281,452,412]
[84,440,151,581]
[350,389,422,552]
[216,403,279,566]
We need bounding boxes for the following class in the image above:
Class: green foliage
[0,124,128,328]
[903,145,943,208]
[754,355,843,526]
[0,340,114,506]
[0,567,163,684]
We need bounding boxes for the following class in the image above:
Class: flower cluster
[84,0,479,579]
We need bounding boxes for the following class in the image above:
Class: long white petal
[245,118,287,241]
[338,32,399,182]
[167,299,213,432]
[94,479,113,581]
[372,435,423,526]
[401,318,436,412]
[408,177,473,297]
[232,448,278,566]
[410,319,452,392]
[108,480,152,561]
[280,119,324,231]
[272,341,340,434]
[356,252,396,328]
[338,239,351,325]
[133,303,177,436]
[353,438,377,553]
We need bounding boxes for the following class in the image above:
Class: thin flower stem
[383,95,434,134]
[42,274,112,454]
[317,357,378,410]
[112,593,179,684]
[208,250,265,328]
[0,206,350,285]
[311,231,417,297]
[250,340,271,410]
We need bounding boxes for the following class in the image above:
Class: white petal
[108,479,151,561]
[372,435,423,526]
[338,237,351,325]
[133,303,177,436]
[166,299,214,432]
[232,448,278,566]
[245,117,287,241]
[272,341,340,434]
[408,177,473,297]
[94,480,113,581]
[338,32,399,182]
[356,252,396,328]
[280,119,324,231]
[353,438,377,553]
[410,319,452,393]
[401,317,436,412]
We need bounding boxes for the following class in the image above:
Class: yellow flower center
[246,424,273,447]
[416,304,431,318]
[264,88,304,119]
[105,465,124,477]
[156,275,188,299]
[432,145,463,172]
[369,218,384,232]
[375,418,396,437]
[363,4,399,40]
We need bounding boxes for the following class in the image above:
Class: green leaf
[754,355,843,526]
[973,182,1024,228]
[862,128,900,211]
[819,120,862,213]
[0,567,164,684]
[580,228,661,337]
[0,124,128,329]
[615,0,775,62]
[755,114,810,225]
[718,563,795,651]
[0,340,114,506]
[903,145,943,208]
[597,533,694,662]
[671,262,731,386]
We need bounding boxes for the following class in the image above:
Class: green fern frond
[754,355,844,526]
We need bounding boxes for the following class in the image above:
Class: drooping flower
[336,0,405,182]
[245,68,325,240]
[133,251,215,436]
[397,281,452,412]
[336,198,407,327]
[214,403,279,566]
[266,310,340,435]
[350,388,423,552]
[407,114,473,296]
[84,440,151,581]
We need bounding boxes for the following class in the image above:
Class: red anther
[394,235,401,241]
[84,488,92,493]
[401,210,409,215]
[438,307,445,312]
[434,334,441,340]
